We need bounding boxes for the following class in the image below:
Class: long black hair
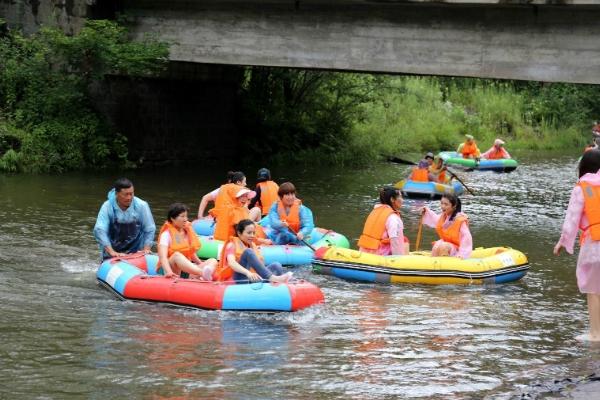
[579,149,600,178]
[441,193,461,221]
[379,186,401,209]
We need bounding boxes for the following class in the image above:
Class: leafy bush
[0,20,168,172]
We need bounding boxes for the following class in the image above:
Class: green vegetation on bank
[0,19,168,172]
[1,18,598,172]
[242,70,600,165]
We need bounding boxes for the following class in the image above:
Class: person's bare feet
[270,272,293,284]
[202,265,214,281]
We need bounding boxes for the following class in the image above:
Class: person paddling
[213,219,292,284]
[419,193,472,258]
[554,149,600,342]
[358,186,409,255]
[157,203,217,279]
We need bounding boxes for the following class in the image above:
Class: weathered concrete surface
[122,0,600,84]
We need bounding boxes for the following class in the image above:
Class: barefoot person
[554,149,600,341]
[157,203,217,279]
[213,219,292,284]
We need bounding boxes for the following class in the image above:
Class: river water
[1,152,600,399]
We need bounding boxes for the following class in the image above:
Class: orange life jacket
[410,167,429,182]
[437,170,447,183]
[213,237,264,281]
[214,202,267,241]
[435,214,468,247]
[209,183,242,219]
[212,184,245,241]
[358,205,398,250]
[158,221,201,260]
[485,147,508,160]
[578,182,600,242]
[461,142,479,158]
[277,199,302,233]
[257,181,279,215]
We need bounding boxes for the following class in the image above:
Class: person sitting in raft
[213,219,292,284]
[158,203,217,279]
[198,171,260,221]
[481,138,511,160]
[419,193,472,258]
[584,129,600,153]
[196,171,236,219]
[428,156,451,184]
[93,178,156,260]
[214,186,271,243]
[456,134,481,159]
[409,152,435,182]
[248,168,280,217]
[358,186,409,256]
[267,182,315,245]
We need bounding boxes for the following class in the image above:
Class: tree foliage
[0,19,168,172]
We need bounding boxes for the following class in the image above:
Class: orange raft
[96,253,324,312]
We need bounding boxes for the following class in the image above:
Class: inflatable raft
[312,246,529,285]
[439,151,518,172]
[192,219,350,265]
[97,253,325,312]
[395,179,464,199]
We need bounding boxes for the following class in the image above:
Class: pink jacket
[558,170,600,254]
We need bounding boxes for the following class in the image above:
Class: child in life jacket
[213,219,293,284]
[554,149,600,341]
[358,186,409,255]
[157,203,218,279]
[419,193,472,258]
[248,168,280,217]
[481,138,511,160]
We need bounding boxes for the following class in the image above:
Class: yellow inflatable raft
[312,246,529,285]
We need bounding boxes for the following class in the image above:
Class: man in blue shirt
[93,178,156,260]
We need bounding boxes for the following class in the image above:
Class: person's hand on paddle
[296,231,304,241]
[418,206,428,216]
[246,271,262,282]
[553,242,564,256]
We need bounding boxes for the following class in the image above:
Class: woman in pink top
[358,187,409,256]
[420,193,472,259]
[554,149,600,341]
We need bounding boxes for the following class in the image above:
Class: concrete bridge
[2,0,600,84]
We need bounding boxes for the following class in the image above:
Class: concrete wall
[123,0,600,84]
[93,63,244,166]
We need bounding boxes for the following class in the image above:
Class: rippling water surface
[2,151,600,399]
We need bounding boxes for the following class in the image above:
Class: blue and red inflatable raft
[96,253,324,312]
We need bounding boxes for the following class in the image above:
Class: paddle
[386,154,475,196]
[414,213,424,251]
[444,167,475,195]
[386,155,417,166]
[285,226,316,251]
